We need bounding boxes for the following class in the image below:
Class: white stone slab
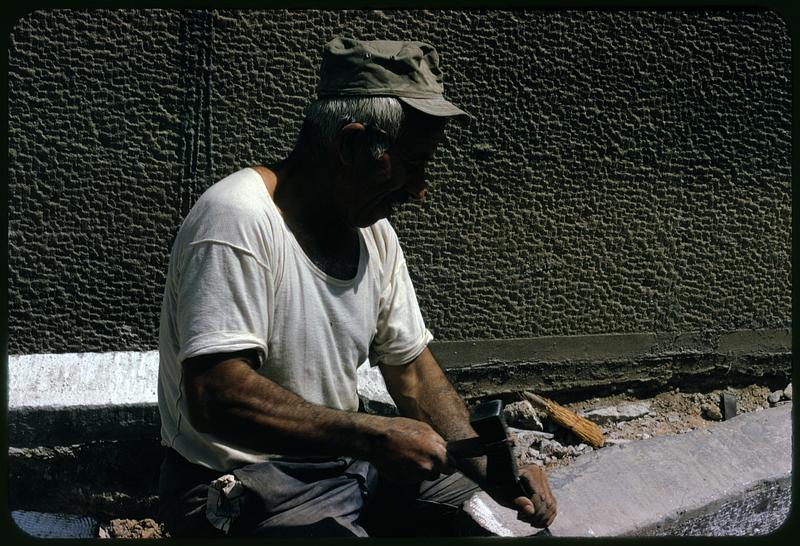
[7,352,394,411]
[7,351,159,408]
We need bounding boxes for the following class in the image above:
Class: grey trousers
[158,448,490,538]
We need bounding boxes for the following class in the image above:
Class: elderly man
[157,37,556,537]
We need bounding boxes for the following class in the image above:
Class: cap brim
[399,96,473,120]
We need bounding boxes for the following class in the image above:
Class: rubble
[508,427,553,442]
[99,518,167,539]
[701,403,723,421]
[509,383,784,474]
[580,403,651,425]
[765,384,793,407]
[502,401,544,430]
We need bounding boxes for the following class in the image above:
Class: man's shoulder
[198,168,268,214]
[175,168,280,253]
[364,218,398,244]
[363,218,403,265]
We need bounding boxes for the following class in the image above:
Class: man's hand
[485,464,556,528]
[369,416,454,483]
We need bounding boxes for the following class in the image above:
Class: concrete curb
[465,404,792,536]
[7,335,791,445]
[7,351,395,445]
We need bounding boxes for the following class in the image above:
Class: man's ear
[335,122,367,166]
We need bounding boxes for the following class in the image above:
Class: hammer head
[469,400,526,495]
[470,399,510,443]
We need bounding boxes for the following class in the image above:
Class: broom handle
[520,390,550,410]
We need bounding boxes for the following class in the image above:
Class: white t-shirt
[157,167,433,471]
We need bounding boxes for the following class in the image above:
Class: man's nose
[406,184,427,203]
[404,169,428,203]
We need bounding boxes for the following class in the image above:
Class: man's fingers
[512,495,536,516]
[441,453,458,475]
[543,505,557,527]
[531,492,549,518]
[515,466,558,528]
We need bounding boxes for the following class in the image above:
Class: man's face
[341,113,447,228]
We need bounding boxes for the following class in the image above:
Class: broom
[519,391,605,449]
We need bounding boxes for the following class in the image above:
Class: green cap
[317,37,471,119]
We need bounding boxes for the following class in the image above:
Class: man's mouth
[363,190,426,224]
[387,190,425,207]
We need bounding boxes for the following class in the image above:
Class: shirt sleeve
[175,240,273,367]
[370,241,433,367]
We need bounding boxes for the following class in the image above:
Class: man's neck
[275,160,347,230]
[254,161,360,280]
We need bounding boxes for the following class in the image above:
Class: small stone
[720,392,737,420]
[541,438,572,458]
[522,446,543,465]
[605,438,632,446]
[783,383,792,400]
[508,427,555,443]
[503,401,544,430]
[139,528,158,540]
[768,390,783,405]
[641,433,651,440]
[583,402,651,425]
[702,403,722,421]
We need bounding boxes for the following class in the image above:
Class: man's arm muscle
[182,349,449,482]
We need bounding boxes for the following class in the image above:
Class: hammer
[447,399,531,498]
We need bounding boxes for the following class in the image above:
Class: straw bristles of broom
[519,391,605,448]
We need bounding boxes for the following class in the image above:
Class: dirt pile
[507,383,789,469]
[98,518,168,539]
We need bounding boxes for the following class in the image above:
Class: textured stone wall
[7,9,791,354]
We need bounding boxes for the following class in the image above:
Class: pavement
[6,350,794,537]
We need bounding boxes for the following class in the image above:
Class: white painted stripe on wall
[7,351,160,409]
[6,351,390,411]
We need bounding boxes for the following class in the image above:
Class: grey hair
[297,96,405,159]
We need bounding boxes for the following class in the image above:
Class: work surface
[466,403,792,536]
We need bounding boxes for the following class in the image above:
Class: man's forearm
[381,348,491,488]
[185,354,387,460]
[415,375,491,488]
